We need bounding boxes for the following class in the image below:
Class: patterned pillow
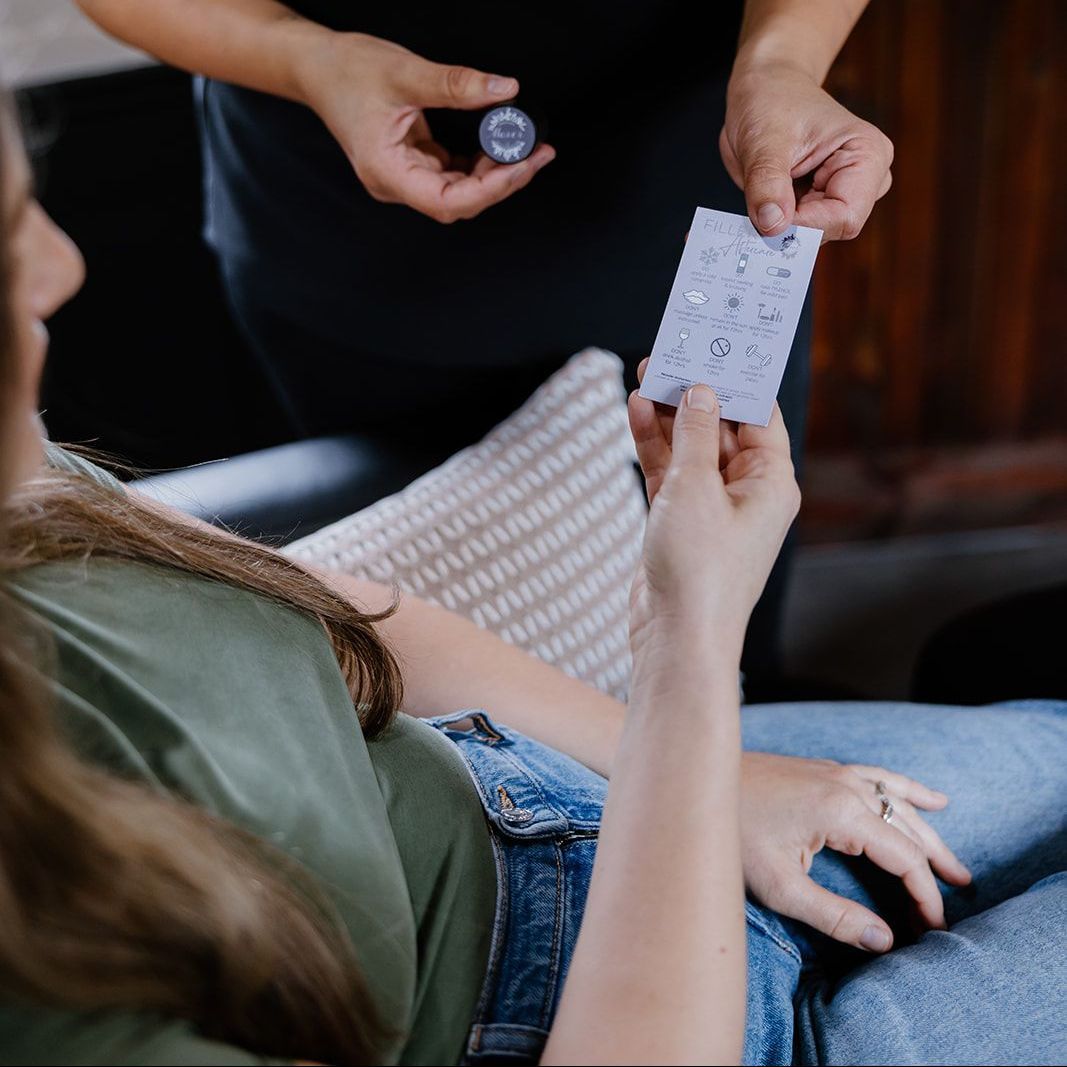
[285,349,645,702]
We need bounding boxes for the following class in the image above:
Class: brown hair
[0,96,401,1063]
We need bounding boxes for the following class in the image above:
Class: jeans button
[501,807,534,824]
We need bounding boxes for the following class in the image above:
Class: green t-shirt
[0,446,496,1066]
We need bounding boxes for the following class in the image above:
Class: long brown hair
[0,96,402,1063]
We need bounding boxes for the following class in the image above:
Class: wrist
[629,619,744,705]
[287,24,364,109]
[731,16,833,90]
[729,51,820,102]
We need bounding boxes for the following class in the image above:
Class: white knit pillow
[286,349,644,702]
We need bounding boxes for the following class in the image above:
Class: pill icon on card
[767,266,792,278]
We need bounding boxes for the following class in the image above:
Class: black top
[199,2,746,382]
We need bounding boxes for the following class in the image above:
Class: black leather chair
[132,434,442,544]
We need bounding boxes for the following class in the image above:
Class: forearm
[75,0,329,103]
[733,0,870,84]
[321,572,625,777]
[543,640,746,1065]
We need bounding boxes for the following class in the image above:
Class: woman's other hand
[741,753,972,952]
[297,32,556,223]
[627,359,800,665]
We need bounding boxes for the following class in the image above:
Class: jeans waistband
[426,710,606,1064]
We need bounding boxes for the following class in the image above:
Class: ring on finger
[875,780,895,824]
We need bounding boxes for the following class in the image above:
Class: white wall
[0,0,151,88]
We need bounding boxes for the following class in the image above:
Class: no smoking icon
[710,337,731,357]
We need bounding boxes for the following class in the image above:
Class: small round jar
[478,103,538,164]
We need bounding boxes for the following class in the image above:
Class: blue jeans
[427,700,1067,1066]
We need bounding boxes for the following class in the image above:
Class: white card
[639,207,823,425]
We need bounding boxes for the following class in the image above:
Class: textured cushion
[286,349,645,701]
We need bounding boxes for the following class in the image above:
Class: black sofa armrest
[131,434,433,544]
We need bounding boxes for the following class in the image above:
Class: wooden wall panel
[810,0,1067,453]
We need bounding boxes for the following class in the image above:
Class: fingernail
[487,76,516,96]
[757,202,785,231]
[685,384,717,412]
[860,925,891,952]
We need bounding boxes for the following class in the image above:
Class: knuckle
[839,210,864,241]
[444,64,475,102]
[827,903,854,942]
[900,837,925,866]
[846,790,871,819]
[733,447,775,479]
[684,404,720,429]
[828,763,858,789]
[777,474,802,515]
[745,157,788,186]
[359,172,388,200]
[828,788,864,828]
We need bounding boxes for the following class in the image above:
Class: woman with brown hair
[0,94,1064,1067]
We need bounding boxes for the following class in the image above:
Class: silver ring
[876,780,895,824]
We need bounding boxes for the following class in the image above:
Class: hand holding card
[639,208,823,425]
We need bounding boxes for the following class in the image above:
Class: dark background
[22,0,1067,543]
[24,66,286,472]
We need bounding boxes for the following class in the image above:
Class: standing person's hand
[721,61,893,242]
[297,32,556,223]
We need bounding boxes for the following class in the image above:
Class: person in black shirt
[78,0,894,686]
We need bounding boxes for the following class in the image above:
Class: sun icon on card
[724,294,744,313]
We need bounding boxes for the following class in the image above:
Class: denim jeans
[427,700,1067,1066]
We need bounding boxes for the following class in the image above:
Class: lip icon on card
[683,289,710,305]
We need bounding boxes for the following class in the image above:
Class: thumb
[740,143,797,235]
[670,385,721,476]
[398,58,518,110]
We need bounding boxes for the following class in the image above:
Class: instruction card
[640,207,823,425]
